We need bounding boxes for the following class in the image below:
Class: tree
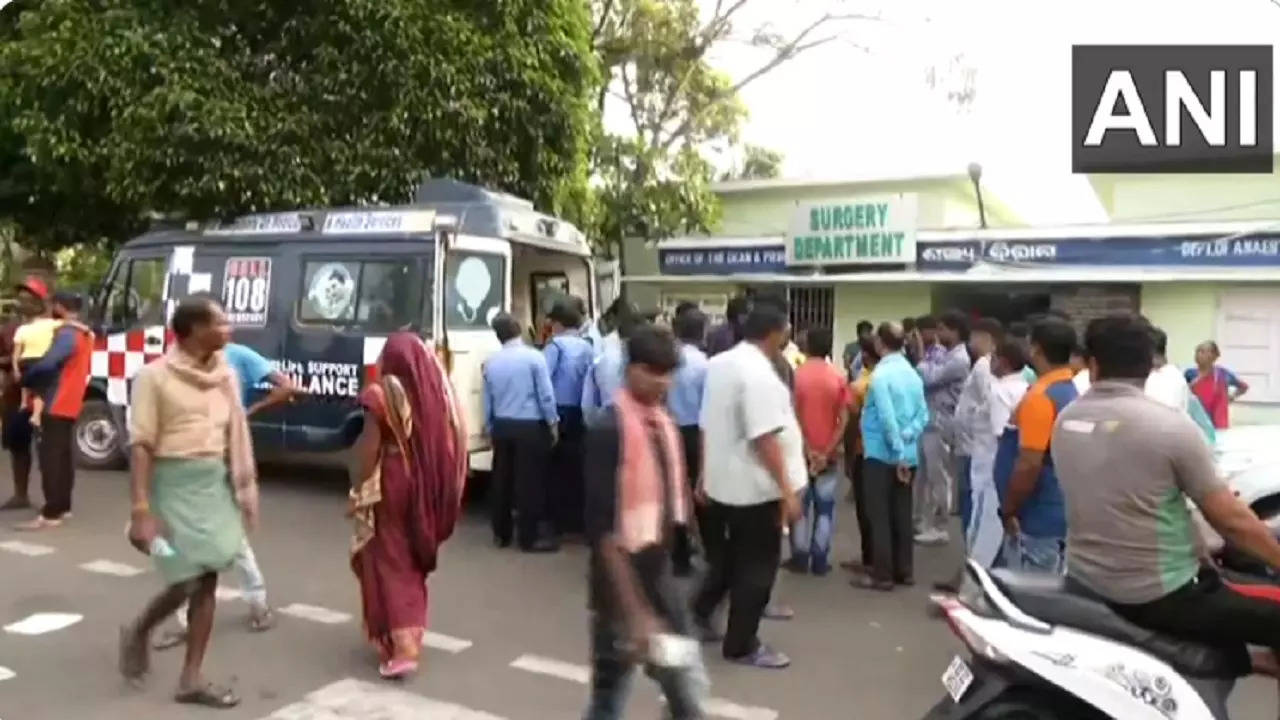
[721,144,783,181]
[0,0,599,253]
[588,0,873,259]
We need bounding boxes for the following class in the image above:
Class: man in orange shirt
[786,328,851,575]
[995,318,1079,573]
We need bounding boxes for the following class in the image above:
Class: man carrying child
[15,291,94,531]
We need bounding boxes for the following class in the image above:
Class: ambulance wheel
[74,399,125,470]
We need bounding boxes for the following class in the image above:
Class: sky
[676,0,1280,224]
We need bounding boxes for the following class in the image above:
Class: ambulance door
[441,234,511,471]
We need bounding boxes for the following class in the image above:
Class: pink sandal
[378,658,418,679]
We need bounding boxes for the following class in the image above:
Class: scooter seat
[988,569,1241,679]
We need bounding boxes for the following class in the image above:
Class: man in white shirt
[693,295,805,670]
[1144,327,1189,411]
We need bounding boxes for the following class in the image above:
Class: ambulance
[79,179,596,471]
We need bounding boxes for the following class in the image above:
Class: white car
[1197,425,1280,556]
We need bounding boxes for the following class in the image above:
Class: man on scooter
[1054,314,1280,683]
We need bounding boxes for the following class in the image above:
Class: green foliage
[0,0,599,252]
[721,144,784,181]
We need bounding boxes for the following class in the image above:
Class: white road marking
[215,586,244,601]
[509,654,590,684]
[702,697,780,720]
[79,559,145,577]
[260,677,507,720]
[0,666,14,682]
[0,540,54,557]
[424,631,473,653]
[278,603,351,625]
[4,612,83,635]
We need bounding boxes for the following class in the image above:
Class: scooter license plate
[941,655,974,703]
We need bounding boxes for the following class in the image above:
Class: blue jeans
[790,467,839,572]
[583,611,707,720]
[997,533,1065,575]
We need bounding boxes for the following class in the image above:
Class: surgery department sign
[787,194,918,266]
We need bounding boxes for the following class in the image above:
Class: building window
[788,286,835,335]
[1217,289,1280,403]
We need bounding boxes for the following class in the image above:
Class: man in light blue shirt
[913,311,972,546]
[544,300,594,537]
[856,322,929,592]
[581,312,640,428]
[483,314,559,553]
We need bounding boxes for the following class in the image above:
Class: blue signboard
[659,245,787,275]
[916,233,1280,271]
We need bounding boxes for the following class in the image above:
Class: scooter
[923,560,1243,719]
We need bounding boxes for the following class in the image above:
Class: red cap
[16,276,48,300]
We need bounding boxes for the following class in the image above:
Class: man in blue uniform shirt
[667,307,708,576]
[484,313,559,552]
[544,299,594,537]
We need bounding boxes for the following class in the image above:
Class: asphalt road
[0,467,1276,720]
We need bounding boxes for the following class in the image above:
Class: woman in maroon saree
[349,333,467,678]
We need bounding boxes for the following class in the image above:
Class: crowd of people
[0,273,1265,715]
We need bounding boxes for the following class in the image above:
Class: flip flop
[175,683,240,708]
[118,625,149,683]
[379,658,419,679]
[249,607,277,632]
[850,574,895,592]
[152,628,187,651]
[14,515,62,531]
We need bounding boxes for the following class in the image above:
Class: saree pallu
[351,446,428,663]
[151,457,244,585]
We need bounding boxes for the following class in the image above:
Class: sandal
[118,624,149,683]
[249,607,277,632]
[850,574,895,592]
[175,683,240,708]
[378,658,419,679]
[14,514,62,532]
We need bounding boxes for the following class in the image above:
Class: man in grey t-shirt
[1054,315,1280,680]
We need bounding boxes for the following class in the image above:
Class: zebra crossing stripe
[79,559,145,577]
[0,540,55,557]
[423,631,473,653]
[259,678,507,720]
[509,654,590,684]
[278,603,351,625]
[4,612,83,635]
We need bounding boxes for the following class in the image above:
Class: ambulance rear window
[298,257,428,332]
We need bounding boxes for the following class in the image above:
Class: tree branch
[656,11,878,152]
[592,0,616,44]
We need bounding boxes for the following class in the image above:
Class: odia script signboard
[787,195,918,266]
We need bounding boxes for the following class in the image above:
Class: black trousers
[671,426,702,574]
[38,415,75,520]
[490,419,552,548]
[692,499,781,659]
[863,458,914,583]
[849,452,872,566]
[551,406,586,535]
[1106,567,1280,677]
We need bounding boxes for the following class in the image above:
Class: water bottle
[149,536,176,558]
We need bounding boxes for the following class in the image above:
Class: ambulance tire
[74,399,126,470]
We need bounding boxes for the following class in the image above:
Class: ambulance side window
[297,257,429,332]
[444,250,505,330]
